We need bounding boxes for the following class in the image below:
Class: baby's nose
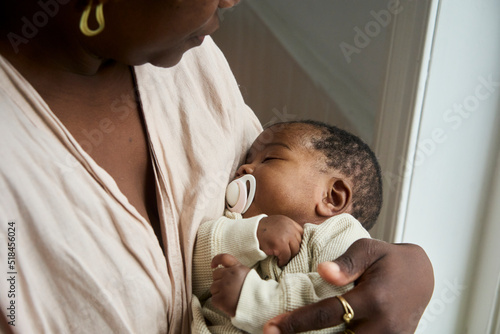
[236,164,254,177]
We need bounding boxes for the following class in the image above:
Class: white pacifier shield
[225,174,256,214]
[225,181,240,207]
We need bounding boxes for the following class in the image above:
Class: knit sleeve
[231,214,370,333]
[281,214,370,316]
[192,214,268,300]
[232,270,350,333]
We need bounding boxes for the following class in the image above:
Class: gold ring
[336,295,354,325]
[344,330,355,334]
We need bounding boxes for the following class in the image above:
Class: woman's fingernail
[325,262,340,273]
[265,325,281,334]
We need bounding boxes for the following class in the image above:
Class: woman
[0,0,433,333]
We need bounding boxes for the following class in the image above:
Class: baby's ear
[316,178,352,217]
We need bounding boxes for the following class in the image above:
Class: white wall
[398,0,500,332]
[214,0,395,142]
[213,4,353,136]
[245,0,394,139]
[465,150,500,332]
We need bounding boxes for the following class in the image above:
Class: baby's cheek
[242,204,256,218]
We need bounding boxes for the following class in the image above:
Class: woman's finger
[329,238,388,285]
[263,296,346,333]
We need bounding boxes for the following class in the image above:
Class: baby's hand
[257,215,303,267]
[210,254,251,317]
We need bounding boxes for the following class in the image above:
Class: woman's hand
[263,238,434,333]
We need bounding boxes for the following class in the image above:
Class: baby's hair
[269,120,383,230]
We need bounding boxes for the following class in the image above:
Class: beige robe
[0,37,261,334]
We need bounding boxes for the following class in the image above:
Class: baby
[192,120,383,333]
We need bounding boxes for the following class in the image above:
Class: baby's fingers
[290,232,302,257]
[275,247,292,267]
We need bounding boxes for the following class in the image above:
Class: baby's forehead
[261,123,320,146]
[247,124,321,158]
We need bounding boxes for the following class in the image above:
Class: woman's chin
[145,41,200,68]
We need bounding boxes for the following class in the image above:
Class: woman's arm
[263,239,434,334]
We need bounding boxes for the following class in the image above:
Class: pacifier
[225,174,256,214]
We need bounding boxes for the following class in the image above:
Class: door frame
[370,0,440,242]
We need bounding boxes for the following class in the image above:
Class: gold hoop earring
[79,1,105,37]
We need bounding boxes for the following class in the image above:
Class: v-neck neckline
[0,55,157,228]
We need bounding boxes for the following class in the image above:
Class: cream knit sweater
[192,212,370,333]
